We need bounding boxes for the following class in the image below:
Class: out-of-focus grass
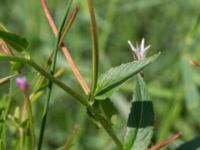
[1,0,200,149]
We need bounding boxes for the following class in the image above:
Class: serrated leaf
[95,53,160,100]
[124,75,154,150]
[0,30,28,52]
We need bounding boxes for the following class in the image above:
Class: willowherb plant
[0,0,182,150]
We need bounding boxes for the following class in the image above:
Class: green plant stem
[0,55,123,149]
[0,80,14,149]
[19,127,25,150]
[37,1,74,148]
[37,48,57,150]
[58,6,79,47]
[89,106,123,149]
[87,0,99,99]
[37,82,52,150]
[0,55,89,106]
[23,92,35,149]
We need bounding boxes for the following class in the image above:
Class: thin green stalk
[87,1,122,148]
[56,0,73,48]
[0,55,123,149]
[89,106,123,149]
[58,6,79,47]
[0,80,14,149]
[30,49,53,101]
[0,55,89,106]
[23,92,35,149]
[87,0,99,100]
[38,1,74,148]
[37,82,52,150]
[31,61,89,106]
[37,50,56,150]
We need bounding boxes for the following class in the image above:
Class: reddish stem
[59,6,79,46]
[40,0,90,95]
[190,60,200,67]
[149,132,181,150]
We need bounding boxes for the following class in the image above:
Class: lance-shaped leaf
[0,30,28,52]
[95,53,160,100]
[124,75,154,150]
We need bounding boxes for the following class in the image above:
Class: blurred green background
[1,0,200,149]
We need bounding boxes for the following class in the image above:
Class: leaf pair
[92,53,158,150]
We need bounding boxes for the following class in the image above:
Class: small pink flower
[16,76,29,91]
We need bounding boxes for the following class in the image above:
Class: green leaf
[176,136,200,150]
[123,75,154,150]
[95,53,160,100]
[0,30,28,52]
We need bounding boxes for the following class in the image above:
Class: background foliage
[1,0,200,149]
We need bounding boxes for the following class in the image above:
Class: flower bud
[128,38,151,60]
[16,76,29,91]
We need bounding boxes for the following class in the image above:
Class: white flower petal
[128,38,151,60]
[140,38,145,53]
[128,40,137,53]
[143,45,151,54]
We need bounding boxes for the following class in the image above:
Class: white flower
[128,38,151,60]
